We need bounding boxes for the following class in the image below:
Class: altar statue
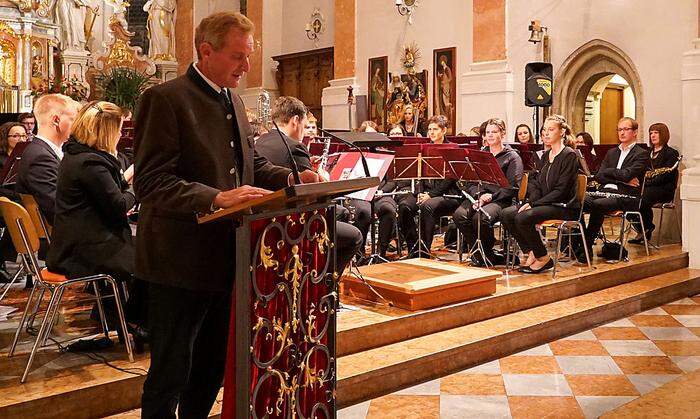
[143,0,176,60]
[54,0,89,51]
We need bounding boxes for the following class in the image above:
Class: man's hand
[213,185,272,209]
[288,170,321,185]
[518,203,532,213]
[473,193,492,209]
[417,192,430,205]
[626,177,640,187]
[123,164,134,184]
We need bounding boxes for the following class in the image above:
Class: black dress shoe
[518,258,554,274]
[629,227,654,245]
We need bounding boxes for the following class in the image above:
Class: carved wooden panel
[273,47,333,127]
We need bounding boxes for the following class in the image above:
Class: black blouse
[527,146,580,207]
[647,145,680,188]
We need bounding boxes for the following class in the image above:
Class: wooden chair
[538,174,592,278]
[19,194,52,244]
[0,197,133,382]
[503,173,529,270]
[652,156,682,247]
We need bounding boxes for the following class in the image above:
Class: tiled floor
[339,295,700,419]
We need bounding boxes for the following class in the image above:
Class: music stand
[456,149,509,267]
[388,143,459,258]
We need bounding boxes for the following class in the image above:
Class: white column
[321,77,357,130]
[459,60,514,131]
[680,38,700,267]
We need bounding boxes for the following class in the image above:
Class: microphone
[271,120,301,185]
[318,128,370,178]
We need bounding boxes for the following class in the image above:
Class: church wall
[355,0,472,132]
[507,0,698,149]
[280,0,335,55]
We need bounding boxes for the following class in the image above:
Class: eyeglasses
[616,127,635,132]
[8,134,27,139]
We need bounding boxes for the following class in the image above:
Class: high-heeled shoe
[518,258,554,274]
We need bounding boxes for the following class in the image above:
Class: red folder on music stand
[463,149,510,187]
[328,151,393,200]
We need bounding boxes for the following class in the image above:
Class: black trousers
[336,221,363,273]
[141,281,231,419]
[453,201,507,255]
[501,204,578,258]
[583,195,639,248]
[398,195,461,252]
[374,196,397,255]
[336,200,371,254]
[639,186,674,231]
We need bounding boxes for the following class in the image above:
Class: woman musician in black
[630,122,680,244]
[501,114,581,273]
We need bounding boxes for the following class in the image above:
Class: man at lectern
[133,12,318,419]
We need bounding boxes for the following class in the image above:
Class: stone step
[335,268,700,408]
[338,248,688,356]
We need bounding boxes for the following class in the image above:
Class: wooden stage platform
[341,258,500,310]
[0,244,698,418]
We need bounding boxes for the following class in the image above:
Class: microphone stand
[271,121,301,185]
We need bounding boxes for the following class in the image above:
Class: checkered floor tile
[339,295,700,418]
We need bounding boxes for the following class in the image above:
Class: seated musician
[0,122,28,170]
[580,117,650,257]
[515,123,535,144]
[254,96,364,273]
[400,104,425,136]
[501,115,580,273]
[453,118,524,265]
[304,111,319,138]
[388,123,407,137]
[629,122,679,244]
[397,115,460,256]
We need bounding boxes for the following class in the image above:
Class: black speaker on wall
[525,62,553,107]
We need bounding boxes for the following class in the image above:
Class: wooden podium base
[340,258,500,310]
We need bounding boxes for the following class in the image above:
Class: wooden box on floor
[340,259,500,310]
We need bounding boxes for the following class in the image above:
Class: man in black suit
[134,13,319,418]
[16,93,80,225]
[255,96,364,273]
[582,117,650,255]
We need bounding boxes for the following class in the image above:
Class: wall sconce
[528,20,547,44]
[395,0,418,24]
[305,9,325,42]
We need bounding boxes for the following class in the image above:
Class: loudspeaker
[525,62,553,107]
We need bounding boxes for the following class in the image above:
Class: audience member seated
[579,117,650,258]
[16,93,79,225]
[46,101,146,342]
[501,115,580,273]
[400,104,425,136]
[254,96,363,272]
[398,115,460,256]
[630,122,680,244]
[452,118,523,265]
[0,122,28,170]
[514,123,534,144]
[18,112,36,142]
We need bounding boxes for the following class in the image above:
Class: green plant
[96,67,151,112]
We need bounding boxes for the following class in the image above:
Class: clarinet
[586,191,636,200]
[319,136,331,171]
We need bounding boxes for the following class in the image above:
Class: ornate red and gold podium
[198,178,378,418]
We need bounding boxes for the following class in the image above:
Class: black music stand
[389,143,458,259]
[450,149,509,267]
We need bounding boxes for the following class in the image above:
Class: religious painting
[367,56,388,132]
[433,47,456,135]
[386,70,428,136]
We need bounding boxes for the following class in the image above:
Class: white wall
[507,0,698,149]
[281,0,335,54]
[355,0,472,132]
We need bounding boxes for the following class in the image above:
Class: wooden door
[272,47,333,127]
[600,87,624,144]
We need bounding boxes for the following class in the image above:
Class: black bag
[600,242,628,261]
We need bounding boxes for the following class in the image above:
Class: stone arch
[553,39,644,136]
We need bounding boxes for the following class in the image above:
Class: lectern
[198,177,379,419]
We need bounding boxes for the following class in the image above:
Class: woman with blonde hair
[47,101,146,347]
[501,114,581,273]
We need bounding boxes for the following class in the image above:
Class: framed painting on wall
[433,47,456,135]
[368,56,388,132]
